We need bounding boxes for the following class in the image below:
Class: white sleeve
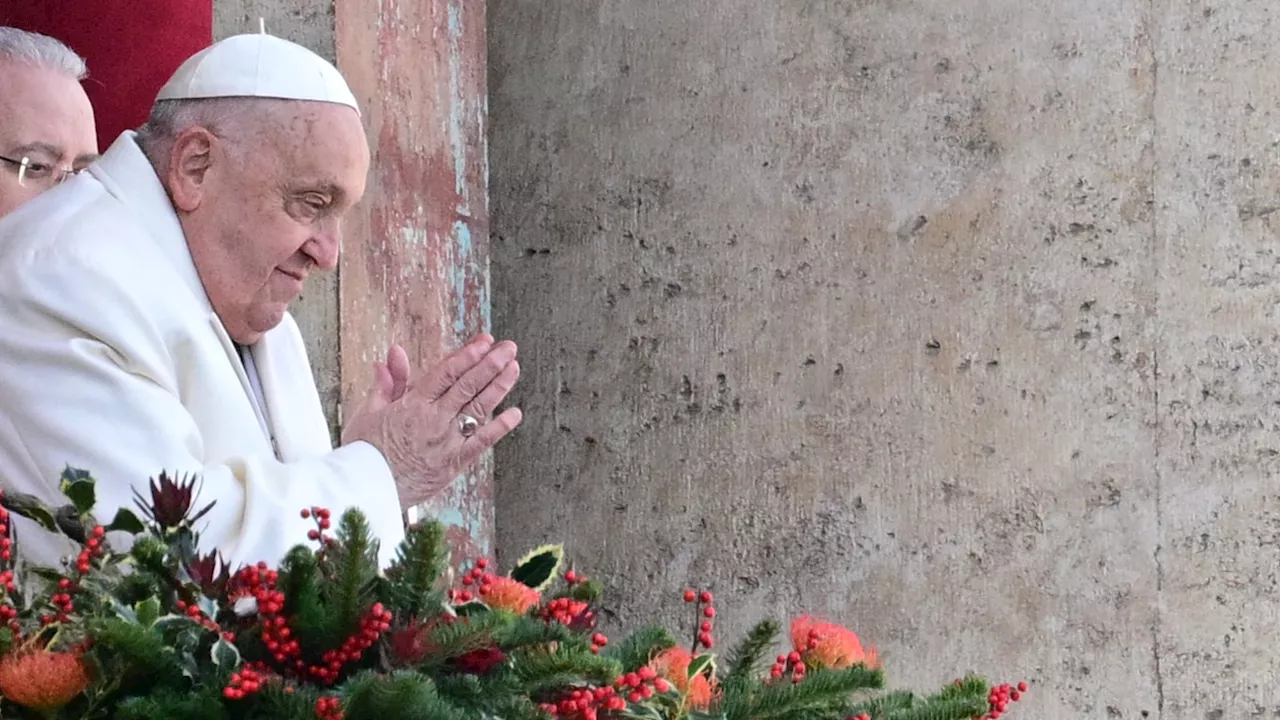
[0,252,406,569]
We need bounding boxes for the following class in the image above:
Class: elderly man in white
[0,34,522,569]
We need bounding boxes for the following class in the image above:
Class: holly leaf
[509,544,564,592]
[109,597,138,623]
[453,601,491,617]
[59,466,92,485]
[211,637,241,668]
[135,597,162,628]
[59,468,96,515]
[106,508,146,535]
[688,653,716,680]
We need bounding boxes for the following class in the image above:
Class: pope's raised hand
[341,335,523,508]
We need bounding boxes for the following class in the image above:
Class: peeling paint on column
[335,0,492,564]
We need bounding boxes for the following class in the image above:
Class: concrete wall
[490,1,1280,717]
[214,0,343,439]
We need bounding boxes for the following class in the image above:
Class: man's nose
[304,224,341,272]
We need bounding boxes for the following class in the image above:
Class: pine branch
[278,545,333,658]
[112,687,229,720]
[342,669,467,720]
[738,666,884,720]
[510,645,623,689]
[602,625,677,671]
[493,614,576,649]
[849,690,915,717]
[415,611,507,667]
[385,520,449,620]
[325,509,379,635]
[89,618,186,689]
[884,696,988,720]
[241,682,325,720]
[723,620,779,685]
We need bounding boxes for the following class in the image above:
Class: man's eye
[21,163,54,179]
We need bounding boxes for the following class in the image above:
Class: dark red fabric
[2,0,212,151]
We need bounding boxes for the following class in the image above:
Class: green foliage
[324,509,379,636]
[385,521,449,620]
[113,687,230,720]
[723,620,779,685]
[89,617,186,688]
[603,625,678,671]
[0,470,1025,720]
[725,666,884,720]
[343,670,466,720]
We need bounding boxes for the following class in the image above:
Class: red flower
[185,550,230,598]
[454,646,507,674]
[133,471,213,530]
[790,616,880,670]
[481,577,540,614]
[0,649,91,711]
[648,647,714,710]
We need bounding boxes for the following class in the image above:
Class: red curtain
[1,0,212,152]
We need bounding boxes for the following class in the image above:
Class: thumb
[387,344,411,401]
[363,360,396,413]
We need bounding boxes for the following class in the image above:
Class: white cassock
[0,132,406,570]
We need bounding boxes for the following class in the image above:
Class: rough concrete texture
[214,0,343,437]
[487,0,1277,717]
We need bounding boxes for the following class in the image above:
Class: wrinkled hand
[341,334,523,508]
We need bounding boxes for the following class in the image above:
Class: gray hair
[0,27,87,80]
[134,97,285,167]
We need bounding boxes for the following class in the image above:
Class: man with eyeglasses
[0,27,98,219]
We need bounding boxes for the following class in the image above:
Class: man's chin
[235,306,289,344]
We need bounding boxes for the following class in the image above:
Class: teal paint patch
[451,219,472,336]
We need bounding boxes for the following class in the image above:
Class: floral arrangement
[0,467,1027,719]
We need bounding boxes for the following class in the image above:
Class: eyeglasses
[0,154,82,187]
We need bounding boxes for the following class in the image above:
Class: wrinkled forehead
[0,59,97,165]
[247,102,370,194]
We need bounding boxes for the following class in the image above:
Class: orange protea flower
[648,646,714,710]
[481,576,540,614]
[0,649,91,711]
[790,615,881,670]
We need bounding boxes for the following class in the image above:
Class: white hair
[0,27,87,80]
[134,97,278,167]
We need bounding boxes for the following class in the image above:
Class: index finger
[412,335,496,400]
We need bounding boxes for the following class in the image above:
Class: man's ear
[166,127,216,213]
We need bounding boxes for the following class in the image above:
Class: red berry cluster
[315,695,343,720]
[300,507,334,545]
[38,525,107,627]
[590,632,608,655]
[844,715,870,720]
[73,525,107,575]
[231,554,391,685]
[978,681,1027,719]
[223,664,268,699]
[0,499,15,635]
[174,598,235,641]
[770,650,807,684]
[564,569,589,585]
[0,495,12,564]
[539,685,627,720]
[311,604,393,684]
[682,589,715,649]
[541,597,595,630]
[616,666,671,703]
[449,557,490,604]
